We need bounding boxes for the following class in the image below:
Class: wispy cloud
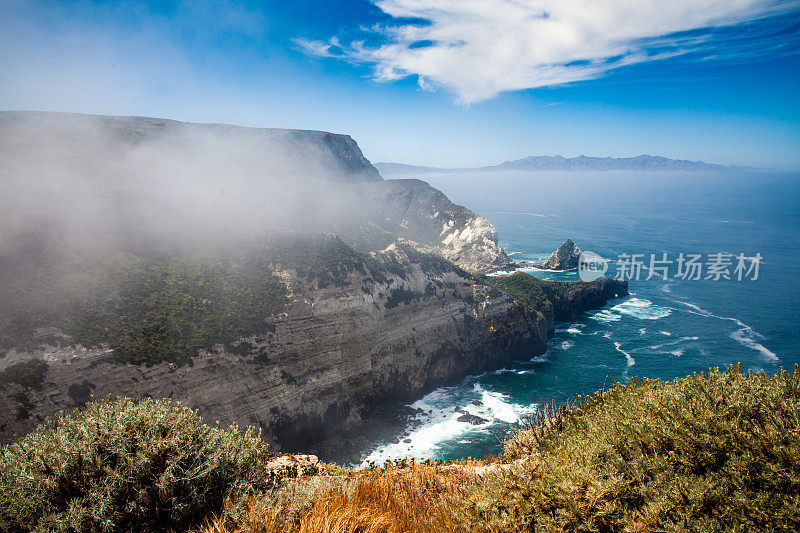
[298,0,800,104]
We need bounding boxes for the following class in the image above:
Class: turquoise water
[361,170,800,463]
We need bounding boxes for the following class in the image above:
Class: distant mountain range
[376,155,757,176]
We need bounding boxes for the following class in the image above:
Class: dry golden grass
[201,462,484,533]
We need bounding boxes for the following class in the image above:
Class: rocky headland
[0,112,627,461]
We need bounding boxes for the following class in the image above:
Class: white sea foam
[611,298,672,320]
[639,328,646,335]
[614,341,635,367]
[660,331,673,336]
[731,329,778,360]
[589,309,622,323]
[476,385,533,424]
[520,267,577,274]
[670,349,685,357]
[647,336,700,351]
[360,383,536,465]
[487,270,515,277]
[676,301,778,360]
[561,340,574,350]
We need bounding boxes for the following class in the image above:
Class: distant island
[376,155,756,175]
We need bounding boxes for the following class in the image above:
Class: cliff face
[0,238,544,460]
[550,277,629,321]
[0,236,625,461]
[0,112,623,461]
[353,179,514,273]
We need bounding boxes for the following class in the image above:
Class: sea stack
[535,238,582,270]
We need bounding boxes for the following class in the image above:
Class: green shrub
[0,359,48,390]
[463,365,800,532]
[0,397,273,532]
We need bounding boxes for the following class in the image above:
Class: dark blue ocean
[362,170,800,463]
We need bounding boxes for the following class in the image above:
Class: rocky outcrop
[533,239,581,270]
[551,277,629,321]
[354,179,514,273]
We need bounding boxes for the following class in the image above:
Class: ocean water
[360,170,800,464]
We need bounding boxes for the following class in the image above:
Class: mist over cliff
[0,111,510,272]
[1,111,378,254]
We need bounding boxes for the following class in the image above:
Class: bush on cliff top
[0,397,272,532]
[464,365,800,532]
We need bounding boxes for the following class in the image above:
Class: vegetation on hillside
[0,233,477,366]
[71,254,287,365]
[464,364,800,531]
[0,397,274,532]
[2,366,797,532]
[261,233,392,288]
[478,271,575,318]
[0,248,287,366]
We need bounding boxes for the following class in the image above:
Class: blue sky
[1,0,799,169]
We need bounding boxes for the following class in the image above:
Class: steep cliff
[0,235,624,461]
[0,112,621,461]
[484,271,628,322]
[353,179,514,272]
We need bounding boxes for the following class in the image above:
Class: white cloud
[299,0,798,103]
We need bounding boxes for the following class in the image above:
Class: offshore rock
[534,239,582,270]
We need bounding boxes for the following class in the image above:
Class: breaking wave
[361,383,535,465]
[612,298,673,320]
